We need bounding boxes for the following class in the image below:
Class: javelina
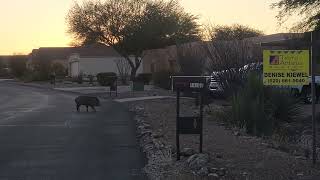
[75,96,100,112]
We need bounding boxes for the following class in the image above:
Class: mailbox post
[173,76,207,160]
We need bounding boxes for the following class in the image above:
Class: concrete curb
[5,81,83,95]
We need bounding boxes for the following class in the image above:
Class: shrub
[152,70,173,90]
[136,73,152,84]
[176,43,205,76]
[30,59,51,81]
[9,57,27,78]
[97,72,117,86]
[50,62,67,77]
[225,72,302,136]
[76,74,83,84]
[88,75,94,85]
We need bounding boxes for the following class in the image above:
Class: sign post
[173,76,207,160]
[262,31,318,165]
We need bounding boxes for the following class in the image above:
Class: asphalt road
[0,82,146,180]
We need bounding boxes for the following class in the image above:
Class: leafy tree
[8,56,27,78]
[207,24,263,41]
[30,59,51,81]
[50,62,67,77]
[273,0,320,31]
[66,0,201,80]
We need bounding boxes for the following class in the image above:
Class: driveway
[0,82,146,180]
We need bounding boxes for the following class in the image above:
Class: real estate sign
[263,50,310,86]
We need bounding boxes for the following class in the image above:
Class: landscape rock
[233,131,240,136]
[208,173,219,178]
[297,172,304,177]
[218,168,226,176]
[181,148,196,157]
[187,153,210,170]
[153,133,164,139]
[197,167,209,176]
[209,167,219,173]
[215,153,223,159]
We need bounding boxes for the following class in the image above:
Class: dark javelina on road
[75,96,100,112]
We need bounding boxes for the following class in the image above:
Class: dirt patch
[126,98,320,180]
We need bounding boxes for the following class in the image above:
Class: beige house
[27,44,144,77]
[68,53,142,77]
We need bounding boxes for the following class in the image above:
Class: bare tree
[114,58,131,84]
[203,40,262,96]
[176,43,206,76]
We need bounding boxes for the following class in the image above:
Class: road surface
[0,82,146,180]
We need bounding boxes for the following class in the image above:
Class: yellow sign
[263,50,310,86]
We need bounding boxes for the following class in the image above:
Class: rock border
[130,106,176,180]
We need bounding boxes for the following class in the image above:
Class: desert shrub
[88,74,94,85]
[0,61,10,77]
[97,72,117,86]
[50,62,67,77]
[153,70,173,90]
[9,57,27,78]
[225,72,302,136]
[230,72,270,135]
[30,60,51,81]
[136,73,152,84]
[204,40,262,97]
[176,43,205,76]
[76,74,83,84]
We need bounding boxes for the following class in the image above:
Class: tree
[30,59,52,81]
[66,0,201,80]
[0,60,9,77]
[51,62,67,77]
[203,40,262,97]
[207,24,263,41]
[8,56,27,78]
[273,0,320,31]
[114,58,131,84]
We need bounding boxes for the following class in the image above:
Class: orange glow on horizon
[0,0,295,55]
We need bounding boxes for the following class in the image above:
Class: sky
[0,0,294,55]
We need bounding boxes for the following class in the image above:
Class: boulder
[181,148,196,157]
[187,153,210,170]
[197,167,209,176]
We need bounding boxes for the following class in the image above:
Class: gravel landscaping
[126,98,320,180]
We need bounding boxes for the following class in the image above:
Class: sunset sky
[0,0,295,55]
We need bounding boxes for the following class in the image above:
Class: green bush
[152,70,173,90]
[76,75,83,84]
[51,62,67,77]
[225,72,301,136]
[29,60,51,81]
[9,57,27,78]
[136,73,152,84]
[97,72,117,86]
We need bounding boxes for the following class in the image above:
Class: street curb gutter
[4,81,83,96]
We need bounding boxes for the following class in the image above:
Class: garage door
[70,61,80,77]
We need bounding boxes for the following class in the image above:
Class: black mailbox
[173,76,206,160]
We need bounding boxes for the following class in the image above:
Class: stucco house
[27,44,143,77]
[68,52,143,77]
